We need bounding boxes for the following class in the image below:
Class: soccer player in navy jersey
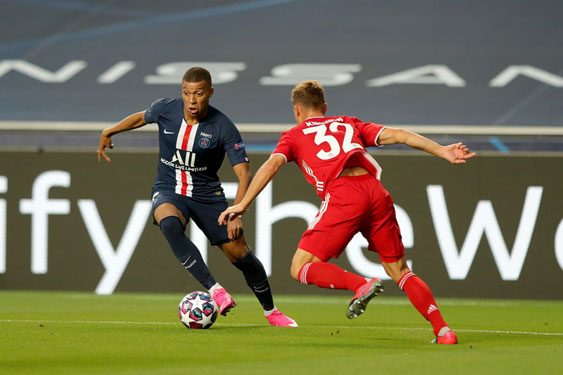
[219,80,476,343]
[97,67,296,327]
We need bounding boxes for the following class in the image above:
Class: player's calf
[160,216,217,289]
[233,250,275,311]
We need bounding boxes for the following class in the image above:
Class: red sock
[298,262,366,292]
[398,271,448,336]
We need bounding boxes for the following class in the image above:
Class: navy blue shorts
[151,190,230,246]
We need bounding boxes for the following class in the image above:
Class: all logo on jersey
[198,137,211,149]
[234,142,245,150]
[171,150,196,167]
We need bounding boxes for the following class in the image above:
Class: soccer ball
[178,291,218,329]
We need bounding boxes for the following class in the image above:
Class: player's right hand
[97,133,114,162]
[218,204,247,226]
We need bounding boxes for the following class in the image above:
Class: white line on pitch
[1,319,561,336]
[63,294,561,308]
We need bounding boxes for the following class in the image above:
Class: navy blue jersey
[144,98,248,202]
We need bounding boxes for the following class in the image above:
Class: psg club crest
[198,137,210,149]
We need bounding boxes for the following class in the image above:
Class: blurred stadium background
[0,0,562,298]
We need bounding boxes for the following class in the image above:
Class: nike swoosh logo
[163,130,174,134]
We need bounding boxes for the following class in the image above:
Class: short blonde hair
[291,80,325,110]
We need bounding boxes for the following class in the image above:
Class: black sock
[159,216,216,289]
[233,250,275,311]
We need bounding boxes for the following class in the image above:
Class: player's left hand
[226,215,243,241]
[442,142,476,164]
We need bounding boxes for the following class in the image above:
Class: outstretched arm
[97,111,148,162]
[378,127,476,164]
[218,154,286,225]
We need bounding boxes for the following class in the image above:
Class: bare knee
[220,235,249,263]
[154,203,186,226]
[290,262,302,281]
[381,258,411,284]
[290,248,318,281]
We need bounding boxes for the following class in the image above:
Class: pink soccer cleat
[347,278,384,319]
[265,310,298,327]
[433,329,458,344]
[212,287,236,316]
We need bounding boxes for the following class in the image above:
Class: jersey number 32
[302,122,363,160]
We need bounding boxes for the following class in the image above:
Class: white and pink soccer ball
[178,291,218,329]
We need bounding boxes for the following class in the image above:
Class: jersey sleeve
[144,98,168,124]
[222,122,249,166]
[352,117,386,147]
[272,131,296,163]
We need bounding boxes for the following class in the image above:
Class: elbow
[395,129,412,144]
[235,164,252,185]
[380,127,409,145]
[261,162,281,178]
[262,163,277,175]
[132,111,147,128]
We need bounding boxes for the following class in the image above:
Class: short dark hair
[291,80,325,110]
[183,67,212,86]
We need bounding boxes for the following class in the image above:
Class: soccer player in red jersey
[219,80,476,344]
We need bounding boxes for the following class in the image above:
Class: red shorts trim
[298,174,404,263]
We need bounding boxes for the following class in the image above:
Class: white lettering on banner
[345,205,413,279]
[490,66,563,87]
[77,199,152,295]
[189,219,208,263]
[555,219,563,271]
[1,60,562,88]
[256,183,319,276]
[97,61,136,84]
[260,64,361,86]
[366,65,466,87]
[427,185,543,280]
[0,176,6,273]
[0,60,87,82]
[19,171,71,274]
[145,62,246,85]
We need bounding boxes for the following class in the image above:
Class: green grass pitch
[1,291,562,374]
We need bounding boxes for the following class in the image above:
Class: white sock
[208,283,223,295]
[264,306,277,316]
[438,326,450,337]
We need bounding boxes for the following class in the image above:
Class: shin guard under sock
[159,216,216,289]
[298,262,366,292]
[398,271,448,336]
[233,250,274,311]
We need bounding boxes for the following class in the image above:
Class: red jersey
[272,116,385,199]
